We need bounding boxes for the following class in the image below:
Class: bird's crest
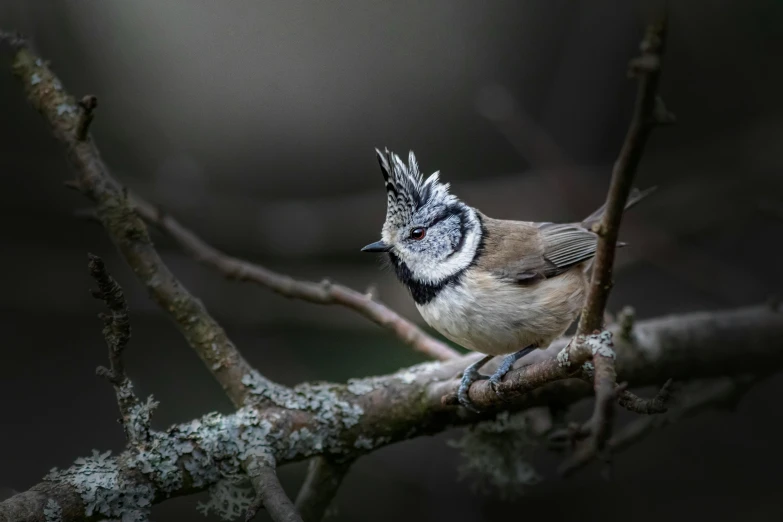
[375,148,456,230]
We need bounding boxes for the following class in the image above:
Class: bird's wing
[477,215,598,284]
[537,222,599,272]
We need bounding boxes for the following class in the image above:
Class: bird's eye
[410,227,427,240]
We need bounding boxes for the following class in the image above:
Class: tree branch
[244,456,303,522]
[131,199,459,362]
[88,253,158,446]
[1,305,780,522]
[568,17,672,465]
[5,36,261,408]
[294,457,353,522]
[551,375,763,468]
[3,21,781,522]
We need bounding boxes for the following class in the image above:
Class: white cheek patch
[405,211,481,285]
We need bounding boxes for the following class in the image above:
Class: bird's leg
[457,354,494,413]
[488,344,537,399]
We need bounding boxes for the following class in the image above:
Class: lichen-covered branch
[5,36,259,408]
[88,253,158,446]
[131,198,459,362]
[1,304,779,522]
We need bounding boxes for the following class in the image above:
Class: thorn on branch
[76,94,97,140]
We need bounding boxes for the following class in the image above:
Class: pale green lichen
[585,330,615,359]
[346,379,376,395]
[45,449,153,521]
[448,411,541,499]
[353,435,392,451]
[556,346,571,368]
[242,370,364,429]
[242,370,364,444]
[394,361,441,384]
[117,380,158,444]
[43,498,62,522]
[196,477,255,521]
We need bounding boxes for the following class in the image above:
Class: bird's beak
[361,240,391,253]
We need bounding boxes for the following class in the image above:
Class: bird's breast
[416,268,586,355]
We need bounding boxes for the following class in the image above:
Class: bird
[361,148,652,412]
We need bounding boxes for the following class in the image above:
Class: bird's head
[362,148,482,287]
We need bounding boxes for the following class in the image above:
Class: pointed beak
[361,240,391,253]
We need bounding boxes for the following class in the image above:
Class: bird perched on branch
[361,148,651,412]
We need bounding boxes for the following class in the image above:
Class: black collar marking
[389,212,486,305]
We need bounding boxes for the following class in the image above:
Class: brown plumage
[362,148,653,411]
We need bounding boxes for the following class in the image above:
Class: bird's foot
[457,366,488,413]
[488,345,537,400]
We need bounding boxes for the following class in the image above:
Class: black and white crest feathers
[375,148,456,231]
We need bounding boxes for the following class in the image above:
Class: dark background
[1,1,783,521]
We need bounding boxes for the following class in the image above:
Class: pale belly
[416,269,586,356]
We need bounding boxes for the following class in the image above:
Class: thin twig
[553,376,761,469]
[244,457,303,522]
[618,379,672,414]
[88,253,131,385]
[8,38,260,408]
[131,197,460,362]
[294,457,353,522]
[563,18,671,468]
[87,253,157,445]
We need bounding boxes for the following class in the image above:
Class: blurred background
[1,0,782,520]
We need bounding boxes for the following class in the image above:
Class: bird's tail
[580,186,656,232]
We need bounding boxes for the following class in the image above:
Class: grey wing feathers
[538,223,598,270]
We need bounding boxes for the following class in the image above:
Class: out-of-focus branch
[551,376,762,465]
[563,18,672,472]
[131,198,459,362]
[609,376,762,453]
[6,35,259,407]
[294,457,353,522]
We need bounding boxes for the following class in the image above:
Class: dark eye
[410,227,427,240]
